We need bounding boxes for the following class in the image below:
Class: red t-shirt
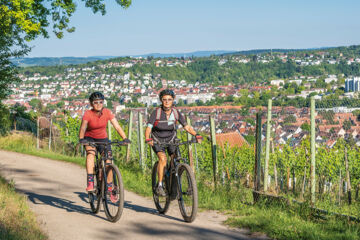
[82,108,115,139]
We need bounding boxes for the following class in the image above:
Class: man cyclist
[79,92,130,200]
[145,89,202,196]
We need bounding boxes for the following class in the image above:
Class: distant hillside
[13,51,236,67]
[13,45,358,67]
[133,50,236,58]
[223,47,334,56]
[12,56,115,67]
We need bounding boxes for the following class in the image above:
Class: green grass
[0,176,47,240]
[1,133,360,240]
[226,202,360,240]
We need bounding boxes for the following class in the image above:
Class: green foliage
[56,115,81,147]
[301,122,311,132]
[0,104,11,135]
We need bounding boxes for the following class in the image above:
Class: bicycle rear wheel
[177,163,198,223]
[102,164,124,222]
[89,170,101,214]
[152,161,170,214]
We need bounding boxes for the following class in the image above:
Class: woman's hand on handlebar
[79,138,88,145]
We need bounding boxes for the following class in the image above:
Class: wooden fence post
[126,111,133,163]
[254,112,262,192]
[49,117,52,150]
[345,147,352,205]
[37,116,40,149]
[264,99,272,192]
[310,96,316,205]
[210,116,217,188]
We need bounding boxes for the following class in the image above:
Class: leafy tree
[300,122,311,132]
[343,119,352,131]
[0,0,132,112]
[29,98,41,109]
[284,115,296,124]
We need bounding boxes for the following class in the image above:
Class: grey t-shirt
[147,108,187,141]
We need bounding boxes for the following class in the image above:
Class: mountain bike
[81,140,127,222]
[151,138,198,223]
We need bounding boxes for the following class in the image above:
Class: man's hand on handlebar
[146,138,154,146]
[123,138,131,145]
[195,134,203,144]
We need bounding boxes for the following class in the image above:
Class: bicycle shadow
[76,191,185,223]
[24,191,107,221]
[124,200,185,222]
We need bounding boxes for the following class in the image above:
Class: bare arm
[145,127,154,146]
[79,120,88,139]
[145,127,152,139]
[110,118,127,139]
[184,125,197,136]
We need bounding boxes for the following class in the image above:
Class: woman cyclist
[145,89,202,196]
[79,92,130,197]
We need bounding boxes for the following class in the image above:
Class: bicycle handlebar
[153,138,198,147]
[80,140,129,148]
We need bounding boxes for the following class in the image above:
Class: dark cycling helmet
[89,92,105,103]
[159,89,175,100]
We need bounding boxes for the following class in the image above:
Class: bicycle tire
[102,164,124,222]
[177,163,198,223]
[152,161,170,214]
[89,170,101,213]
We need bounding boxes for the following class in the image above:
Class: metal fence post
[310,96,316,205]
[210,116,217,187]
[264,99,272,192]
[138,112,145,171]
[126,111,133,163]
[108,121,112,141]
[186,115,194,170]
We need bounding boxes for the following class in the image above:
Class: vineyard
[12,97,360,220]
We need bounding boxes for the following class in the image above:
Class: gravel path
[0,150,268,240]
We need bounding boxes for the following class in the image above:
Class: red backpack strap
[172,108,179,124]
[153,108,162,127]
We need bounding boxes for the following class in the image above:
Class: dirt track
[0,150,268,240]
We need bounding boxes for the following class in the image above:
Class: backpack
[153,107,179,127]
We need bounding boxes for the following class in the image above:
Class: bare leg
[85,145,96,174]
[157,152,167,183]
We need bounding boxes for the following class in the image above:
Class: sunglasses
[162,98,173,102]
[93,101,104,105]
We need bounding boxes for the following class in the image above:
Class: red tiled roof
[215,131,249,149]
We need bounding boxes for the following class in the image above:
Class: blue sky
[28,0,360,57]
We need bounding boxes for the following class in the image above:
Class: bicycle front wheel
[102,164,124,222]
[177,163,198,223]
[89,170,101,214]
[152,161,170,214]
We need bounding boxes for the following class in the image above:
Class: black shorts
[84,136,112,157]
[152,143,177,156]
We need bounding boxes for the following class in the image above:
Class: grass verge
[1,133,360,240]
[0,175,47,240]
